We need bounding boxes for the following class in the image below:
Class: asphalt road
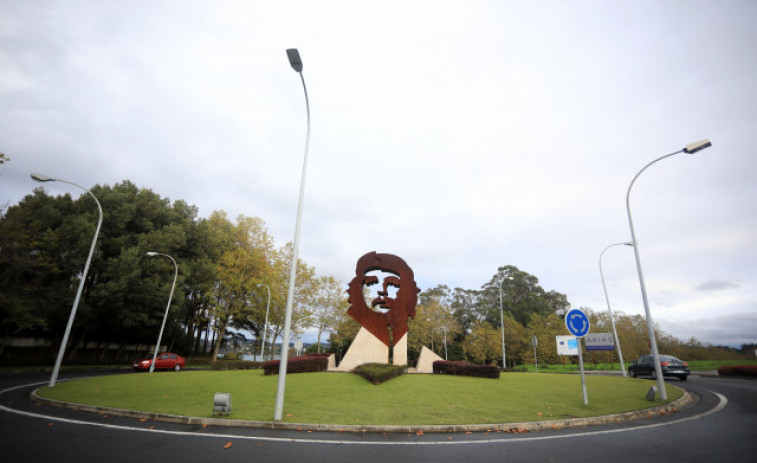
[1,370,755,462]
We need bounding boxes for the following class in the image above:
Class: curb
[29,387,695,434]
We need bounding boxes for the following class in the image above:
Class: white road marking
[0,380,727,446]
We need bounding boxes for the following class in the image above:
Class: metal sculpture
[346,252,420,347]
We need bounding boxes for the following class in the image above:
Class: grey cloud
[695,280,740,292]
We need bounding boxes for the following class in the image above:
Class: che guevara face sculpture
[346,252,420,347]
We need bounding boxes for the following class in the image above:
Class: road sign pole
[564,308,590,406]
[577,337,588,406]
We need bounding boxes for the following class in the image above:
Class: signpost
[556,336,579,356]
[532,335,538,373]
[585,332,615,351]
[565,308,590,406]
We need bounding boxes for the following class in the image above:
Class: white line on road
[0,380,727,446]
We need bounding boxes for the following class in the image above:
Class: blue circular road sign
[565,308,590,337]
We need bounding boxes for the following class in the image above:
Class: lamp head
[146,251,158,257]
[31,173,54,182]
[683,139,712,154]
[286,48,303,72]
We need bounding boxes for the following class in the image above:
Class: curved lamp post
[275,48,311,421]
[256,283,271,362]
[31,173,103,388]
[626,139,712,400]
[498,276,514,369]
[145,252,178,373]
[599,242,633,376]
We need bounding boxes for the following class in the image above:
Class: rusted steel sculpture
[346,252,420,347]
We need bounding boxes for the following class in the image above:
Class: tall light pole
[257,283,271,362]
[498,276,514,370]
[442,326,448,360]
[31,173,103,388]
[275,48,310,421]
[626,139,712,400]
[599,242,633,377]
[145,252,178,373]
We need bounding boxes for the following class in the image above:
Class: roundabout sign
[565,308,590,337]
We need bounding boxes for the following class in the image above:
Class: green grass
[36,371,683,425]
[520,359,757,373]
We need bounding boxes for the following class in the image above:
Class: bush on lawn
[209,360,262,370]
[263,355,329,375]
[433,360,500,379]
[353,363,407,385]
[718,365,757,377]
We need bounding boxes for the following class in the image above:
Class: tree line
[0,179,742,365]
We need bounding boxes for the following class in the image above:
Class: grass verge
[36,371,683,426]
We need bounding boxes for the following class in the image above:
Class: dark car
[133,352,185,371]
[628,354,690,381]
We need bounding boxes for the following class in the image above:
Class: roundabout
[2,370,749,462]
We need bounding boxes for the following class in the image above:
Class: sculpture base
[330,327,408,371]
[415,346,444,373]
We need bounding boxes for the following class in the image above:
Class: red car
[133,353,185,371]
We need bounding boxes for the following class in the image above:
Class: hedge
[432,360,500,379]
[209,360,262,370]
[717,365,757,377]
[353,363,407,385]
[263,355,330,375]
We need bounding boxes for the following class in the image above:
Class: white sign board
[556,335,579,356]
[584,332,615,351]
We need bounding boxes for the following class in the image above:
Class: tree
[462,321,501,365]
[525,313,565,366]
[308,276,348,353]
[206,212,274,361]
[409,286,461,359]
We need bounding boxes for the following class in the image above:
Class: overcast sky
[2,1,755,348]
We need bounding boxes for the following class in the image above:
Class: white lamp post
[274,48,311,421]
[145,252,178,373]
[498,276,514,369]
[442,326,448,360]
[31,173,103,388]
[599,242,633,377]
[257,283,271,362]
[626,139,712,400]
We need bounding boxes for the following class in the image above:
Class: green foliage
[210,360,261,370]
[432,360,500,378]
[262,355,329,375]
[462,321,501,365]
[353,362,407,384]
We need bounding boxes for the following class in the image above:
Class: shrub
[223,352,240,361]
[508,365,529,373]
[718,365,757,377]
[210,360,262,370]
[353,363,407,385]
[263,355,329,375]
[433,360,500,379]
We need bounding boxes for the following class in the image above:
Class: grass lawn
[36,370,683,426]
[521,359,757,373]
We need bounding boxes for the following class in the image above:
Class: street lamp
[257,283,271,362]
[498,276,514,370]
[31,173,103,388]
[599,242,633,377]
[275,48,311,421]
[145,252,178,373]
[442,326,448,360]
[626,139,711,400]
